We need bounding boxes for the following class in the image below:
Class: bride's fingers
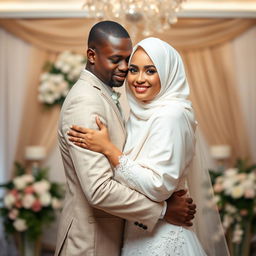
[67,129,86,139]
[71,125,90,134]
[68,135,87,143]
[95,116,105,130]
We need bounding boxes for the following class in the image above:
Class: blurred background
[0,0,255,255]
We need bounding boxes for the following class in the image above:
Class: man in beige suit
[55,21,196,256]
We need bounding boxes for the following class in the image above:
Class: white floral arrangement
[210,160,256,255]
[0,163,64,240]
[38,51,86,106]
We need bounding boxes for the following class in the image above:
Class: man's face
[92,36,132,87]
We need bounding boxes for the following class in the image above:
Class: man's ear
[87,48,96,64]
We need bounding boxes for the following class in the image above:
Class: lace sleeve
[114,155,140,191]
[114,155,174,202]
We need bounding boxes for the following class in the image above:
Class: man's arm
[63,95,195,231]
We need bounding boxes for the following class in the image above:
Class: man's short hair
[88,20,130,49]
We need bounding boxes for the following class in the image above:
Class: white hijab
[125,37,196,157]
[124,37,229,255]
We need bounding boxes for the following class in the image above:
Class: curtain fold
[181,43,250,163]
[0,18,255,51]
[14,47,59,164]
[0,18,255,168]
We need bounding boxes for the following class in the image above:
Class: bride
[68,37,229,256]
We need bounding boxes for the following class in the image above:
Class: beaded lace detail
[114,155,138,189]
[123,227,185,256]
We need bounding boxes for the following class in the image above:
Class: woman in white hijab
[68,37,229,256]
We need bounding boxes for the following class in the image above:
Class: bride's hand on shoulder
[67,116,111,154]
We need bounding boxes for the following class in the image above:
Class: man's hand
[164,190,196,227]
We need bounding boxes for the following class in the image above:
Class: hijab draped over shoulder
[124,37,229,256]
[125,37,197,162]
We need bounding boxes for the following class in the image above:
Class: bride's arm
[68,116,123,167]
[68,112,195,203]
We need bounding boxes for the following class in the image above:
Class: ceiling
[0,0,255,18]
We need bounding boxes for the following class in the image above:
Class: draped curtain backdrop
[0,18,255,168]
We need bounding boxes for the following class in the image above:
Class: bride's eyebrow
[144,65,156,69]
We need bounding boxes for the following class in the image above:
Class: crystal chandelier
[83,0,186,36]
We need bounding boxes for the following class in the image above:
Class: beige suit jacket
[54,70,163,256]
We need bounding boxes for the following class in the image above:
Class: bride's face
[127,47,161,103]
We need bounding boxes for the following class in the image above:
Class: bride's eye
[128,67,138,74]
[146,69,157,75]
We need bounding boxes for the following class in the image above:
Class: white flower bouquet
[210,160,256,256]
[38,51,86,106]
[0,163,64,240]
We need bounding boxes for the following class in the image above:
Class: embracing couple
[54,21,229,256]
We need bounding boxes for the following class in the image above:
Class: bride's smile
[127,47,161,103]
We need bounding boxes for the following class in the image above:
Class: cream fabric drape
[231,26,256,162]
[181,44,250,163]
[14,47,60,164]
[0,28,31,178]
[0,18,255,169]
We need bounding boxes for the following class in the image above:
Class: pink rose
[32,199,42,212]
[24,186,34,194]
[15,199,22,208]
[8,209,19,220]
[240,209,248,216]
[213,183,223,193]
[10,189,19,197]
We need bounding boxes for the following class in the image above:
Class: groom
[55,21,196,256]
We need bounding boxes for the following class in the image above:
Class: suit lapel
[79,70,126,134]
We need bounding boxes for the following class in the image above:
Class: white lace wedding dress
[114,155,207,256]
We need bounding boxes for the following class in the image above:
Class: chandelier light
[83,0,186,36]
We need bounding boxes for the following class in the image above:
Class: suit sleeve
[61,95,163,232]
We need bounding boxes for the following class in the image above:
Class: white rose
[57,81,68,93]
[55,60,64,69]
[225,204,236,214]
[65,55,75,64]
[231,185,244,199]
[33,180,50,195]
[44,93,55,104]
[8,209,19,220]
[4,194,16,209]
[213,195,220,204]
[223,214,233,229]
[232,225,243,244]
[13,218,27,232]
[53,74,64,83]
[13,177,27,190]
[52,197,62,209]
[242,178,254,189]
[248,172,256,181]
[22,174,34,184]
[224,168,238,177]
[61,64,71,73]
[58,51,70,60]
[40,192,51,206]
[39,82,50,93]
[222,178,236,195]
[22,194,36,209]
